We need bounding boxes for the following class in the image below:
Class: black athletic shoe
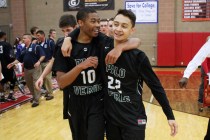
[0,96,9,103]
[46,95,54,101]
[7,94,16,101]
[31,102,39,107]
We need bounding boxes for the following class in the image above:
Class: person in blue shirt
[36,30,55,100]
[13,37,25,58]
[8,34,45,107]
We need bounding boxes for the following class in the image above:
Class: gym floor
[0,68,208,140]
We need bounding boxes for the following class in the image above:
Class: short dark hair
[30,26,39,35]
[76,7,96,22]
[0,31,6,38]
[100,18,108,22]
[49,29,56,34]
[36,30,45,36]
[114,9,136,27]
[59,14,77,28]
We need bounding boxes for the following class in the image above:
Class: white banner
[125,0,158,23]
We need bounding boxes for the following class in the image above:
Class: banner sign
[64,0,114,11]
[125,0,158,24]
[0,0,7,8]
[183,0,210,21]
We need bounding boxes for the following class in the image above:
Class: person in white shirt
[179,37,210,140]
[179,37,210,102]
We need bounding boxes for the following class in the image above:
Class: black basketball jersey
[0,41,15,67]
[103,47,175,130]
[52,37,64,58]
[53,38,105,96]
[52,30,113,119]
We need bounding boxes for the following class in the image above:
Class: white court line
[149,95,154,103]
[145,95,154,114]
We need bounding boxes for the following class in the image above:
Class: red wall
[157,32,210,66]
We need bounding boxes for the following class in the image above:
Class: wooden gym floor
[0,67,209,140]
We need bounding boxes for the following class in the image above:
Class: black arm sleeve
[138,52,175,120]
[52,47,71,73]
[53,37,64,58]
[68,28,80,40]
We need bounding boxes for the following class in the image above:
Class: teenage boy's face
[79,13,100,37]
[51,31,56,38]
[100,21,108,34]
[113,14,134,42]
[61,26,75,37]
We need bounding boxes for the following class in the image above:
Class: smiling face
[78,12,100,38]
[113,14,134,43]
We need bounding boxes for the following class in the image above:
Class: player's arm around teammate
[61,29,140,64]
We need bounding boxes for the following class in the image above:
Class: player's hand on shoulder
[78,56,98,69]
[61,37,72,57]
[105,47,122,64]
[168,120,178,137]
[179,77,188,88]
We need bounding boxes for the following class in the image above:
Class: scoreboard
[183,0,210,21]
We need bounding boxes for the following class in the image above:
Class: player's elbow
[56,72,67,89]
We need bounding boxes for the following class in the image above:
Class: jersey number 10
[81,70,96,84]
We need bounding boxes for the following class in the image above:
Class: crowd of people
[0,27,57,106]
[1,7,210,140]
